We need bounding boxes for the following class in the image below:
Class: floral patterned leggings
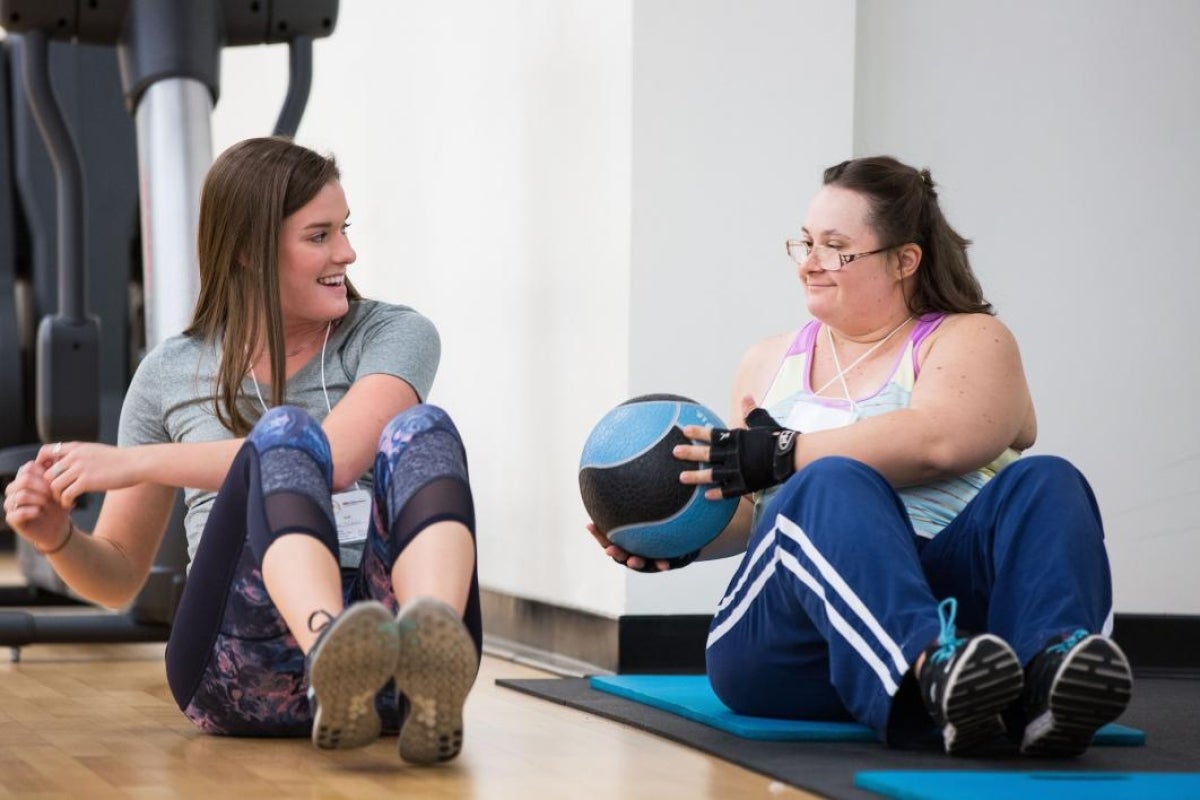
[164,404,481,736]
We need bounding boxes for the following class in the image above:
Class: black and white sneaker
[307,601,401,750]
[917,598,1025,755]
[393,597,479,764]
[1019,629,1133,757]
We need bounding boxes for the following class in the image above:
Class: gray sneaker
[393,597,479,764]
[307,601,401,750]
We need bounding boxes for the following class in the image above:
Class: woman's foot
[917,598,1024,755]
[393,597,479,764]
[307,601,401,750]
[1018,630,1133,757]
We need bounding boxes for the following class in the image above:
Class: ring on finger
[51,464,64,477]
[53,442,62,455]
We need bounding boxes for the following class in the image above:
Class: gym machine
[0,0,339,657]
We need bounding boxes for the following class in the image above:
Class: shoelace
[1047,628,1089,655]
[930,597,966,664]
[308,609,335,635]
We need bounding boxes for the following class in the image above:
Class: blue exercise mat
[589,674,1146,745]
[854,771,1200,800]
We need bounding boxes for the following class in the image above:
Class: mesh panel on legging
[250,446,337,563]
[260,493,337,551]
[383,428,469,521]
[389,476,475,552]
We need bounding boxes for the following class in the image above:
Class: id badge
[332,488,372,546]
[784,401,858,433]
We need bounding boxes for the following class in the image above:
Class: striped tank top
[754,313,1019,539]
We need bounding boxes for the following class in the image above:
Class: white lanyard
[249,321,333,416]
[818,316,913,412]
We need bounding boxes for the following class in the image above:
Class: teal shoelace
[1047,628,1089,655]
[930,597,966,664]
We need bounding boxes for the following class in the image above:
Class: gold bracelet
[37,520,74,556]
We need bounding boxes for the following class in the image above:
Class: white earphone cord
[818,316,914,410]
[248,321,359,490]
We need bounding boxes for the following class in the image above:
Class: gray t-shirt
[117,299,440,568]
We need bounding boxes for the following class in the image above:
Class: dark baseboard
[1111,613,1200,677]
[617,613,1200,677]
[481,590,1200,678]
[618,614,711,674]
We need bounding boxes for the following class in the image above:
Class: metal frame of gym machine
[0,0,339,659]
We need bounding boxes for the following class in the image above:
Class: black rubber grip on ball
[579,426,695,534]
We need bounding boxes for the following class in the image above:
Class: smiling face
[799,185,916,332]
[276,180,356,329]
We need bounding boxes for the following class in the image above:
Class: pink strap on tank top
[909,312,946,378]
[781,313,947,376]
[783,320,820,357]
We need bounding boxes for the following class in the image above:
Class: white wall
[854,0,1200,614]
[211,0,1197,620]
[214,1,634,617]
[625,0,855,613]
[213,0,854,620]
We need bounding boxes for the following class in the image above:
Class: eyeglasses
[785,239,897,271]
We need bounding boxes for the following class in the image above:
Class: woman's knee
[1001,454,1084,486]
[995,455,1097,510]
[372,405,472,528]
[376,404,468,477]
[378,404,462,450]
[247,406,331,466]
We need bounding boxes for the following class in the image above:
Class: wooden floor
[0,559,819,799]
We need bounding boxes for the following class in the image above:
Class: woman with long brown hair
[3,137,480,764]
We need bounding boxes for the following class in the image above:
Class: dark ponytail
[824,156,992,316]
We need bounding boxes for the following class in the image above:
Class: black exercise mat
[497,677,1200,800]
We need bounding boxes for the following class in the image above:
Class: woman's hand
[677,395,797,499]
[37,442,145,508]
[675,424,722,500]
[3,461,72,552]
[676,395,758,500]
[587,522,671,572]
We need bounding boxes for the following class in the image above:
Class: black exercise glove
[708,409,798,498]
[745,406,783,430]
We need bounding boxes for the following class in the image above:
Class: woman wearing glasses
[593,156,1131,757]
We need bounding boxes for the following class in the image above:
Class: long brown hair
[185,137,362,435]
[823,156,992,316]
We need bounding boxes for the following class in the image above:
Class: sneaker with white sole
[392,597,479,764]
[917,598,1025,755]
[1019,629,1133,757]
[307,601,401,750]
